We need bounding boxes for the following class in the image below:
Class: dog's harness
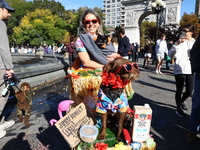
[96,89,129,114]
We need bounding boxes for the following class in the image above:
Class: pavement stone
[0,57,200,150]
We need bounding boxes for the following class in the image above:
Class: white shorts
[144,53,151,58]
[156,53,165,60]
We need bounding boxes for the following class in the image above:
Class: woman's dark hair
[70,35,76,42]
[181,24,195,33]
[78,9,103,35]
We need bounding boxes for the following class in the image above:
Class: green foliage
[5,0,107,46]
[32,0,65,16]
[12,9,68,46]
[140,21,156,47]
[180,12,199,36]
[180,13,198,27]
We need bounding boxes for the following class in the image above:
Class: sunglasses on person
[83,19,99,25]
[114,63,138,74]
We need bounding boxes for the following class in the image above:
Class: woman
[75,9,120,69]
[111,36,119,52]
[143,40,153,68]
[169,24,195,118]
[65,35,76,67]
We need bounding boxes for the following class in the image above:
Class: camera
[3,73,21,86]
[1,73,21,97]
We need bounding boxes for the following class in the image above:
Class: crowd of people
[10,44,65,54]
[0,0,199,145]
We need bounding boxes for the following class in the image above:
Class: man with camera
[0,0,15,138]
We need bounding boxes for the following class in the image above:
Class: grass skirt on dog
[69,68,134,109]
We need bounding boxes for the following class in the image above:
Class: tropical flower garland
[101,71,130,89]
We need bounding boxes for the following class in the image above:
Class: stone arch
[121,0,182,44]
[138,11,154,27]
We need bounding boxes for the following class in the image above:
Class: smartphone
[179,31,186,39]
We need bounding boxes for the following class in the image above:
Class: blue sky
[27,0,196,16]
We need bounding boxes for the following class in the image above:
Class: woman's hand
[176,37,186,45]
[107,53,122,61]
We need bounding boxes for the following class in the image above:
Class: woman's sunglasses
[83,19,99,25]
[114,63,138,74]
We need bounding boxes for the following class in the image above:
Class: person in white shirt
[168,24,195,118]
[155,34,168,74]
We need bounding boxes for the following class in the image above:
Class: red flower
[101,71,130,89]
[95,142,108,150]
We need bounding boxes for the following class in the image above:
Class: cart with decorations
[52,68,156,150]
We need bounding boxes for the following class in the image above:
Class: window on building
[107,10,110,12]
[112,4,115,7]
[112,9,115,12]
[117,16,121,19]
[107,5,110,8]
[107,1,110,3]
[117,21,121,23]
[117,0,120,2]
[116,13,121,16]
[112,21,115,24]
[117,8,120,11]
[107,14,111,17]
[111,13,115,16]
[112,0,115,2]
[117,4,121,7]
[107,21,110,24]
[112,17,115,20]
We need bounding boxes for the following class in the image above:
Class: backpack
[61,46,66,54]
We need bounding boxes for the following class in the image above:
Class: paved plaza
[0,57,199,150]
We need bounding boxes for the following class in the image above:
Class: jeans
[174,74,194,109]
[166,59,170,69]
[190,68,200,134]
[0,69,10,124]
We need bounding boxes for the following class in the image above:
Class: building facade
[195,0,200,17]
[102,0,125,28]
[102,0,182,44]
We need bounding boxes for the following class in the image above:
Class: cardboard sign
[55,103,94,148]
[132,104,152,142]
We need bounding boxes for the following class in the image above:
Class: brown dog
[15,82,32,127]
[96,58,140,141]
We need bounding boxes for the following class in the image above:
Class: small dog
[96,58,140,141]
[15,82,32,127]
[95,34,111,49]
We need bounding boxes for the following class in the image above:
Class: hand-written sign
[55,103,94,148]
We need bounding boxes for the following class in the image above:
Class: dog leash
[10,83,21,91]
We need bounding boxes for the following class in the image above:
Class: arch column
[125,26,140,44]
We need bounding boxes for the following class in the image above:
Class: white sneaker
[0,130,6,138]
[159,71,162,74]
[155,70,159,74]
[0,120,15,130]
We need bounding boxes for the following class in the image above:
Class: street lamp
[151,0,166,42]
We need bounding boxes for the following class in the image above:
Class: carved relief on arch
[126,10,144,26]
[167,7,177,23]
[126,12,133,26]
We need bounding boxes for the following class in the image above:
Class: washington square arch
[121,0,183,44]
